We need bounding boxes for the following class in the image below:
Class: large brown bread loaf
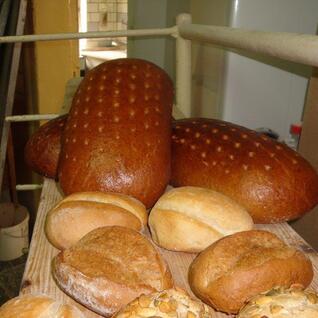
[171,118,318,223]
[24,115,67,179]
[58,58,173,208]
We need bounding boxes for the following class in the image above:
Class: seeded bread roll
[238,287,318,318]
[45,191,147,250]
[188,230,313,314]
[25,115,67,179]
[0,294,84,317]
[58,58,173,208]
[149,186,253,252]
[114,288,212,318]
[52,226,173,317]
[171,118,318,223]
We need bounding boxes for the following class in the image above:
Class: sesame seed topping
[229,155,234,160]
[129,96,136,103]
[84,139,89,145]
[72,138,76,143]
[155,121,159,126]
[185,128,191,132]
[217,146,222,152]
[212,129,218,133]
[130,110,135,117]
[84,123,88,128]
[113,116,119,123]
[234,142,241,148]
[212,161,217,166]
[180,138,185,144]
[144,108,149,114]
[195,132,201,138]
[190,145,196,150]
[270,153,275,157]
[85,97,90,102]
[84,108,89,114]
[248,152,255,157]
[98,126,104,132]
[241,134,248,139]
[206,139,211,144]
[222,135,229,140]
[264,165,271,170]
[99,85,105,91]
[243,164,248,170]
[255,142,260,147]
[201,152,206,158]
[98,112,103,117]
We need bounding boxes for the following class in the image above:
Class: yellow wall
[33,0,80,114]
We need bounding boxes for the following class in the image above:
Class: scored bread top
[58,58,174,208]
[149,186,253,252]
[53,226,173,317]
[52,191,147,226]
[171,118,318,223]
[188,230,314,314]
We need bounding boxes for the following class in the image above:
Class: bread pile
[21,58,318,317]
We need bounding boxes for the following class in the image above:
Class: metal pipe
[0,27,177,43]
[179,23,318,67]
[16,184,43,191]
[176,13,192,117]
[5,114,60,122]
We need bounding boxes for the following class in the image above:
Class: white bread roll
[45,191,147,250]
[238,286,318,318]
[149,186,253,252]
[0,294,84,317]
[114,288,212,318]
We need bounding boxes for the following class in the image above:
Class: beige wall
[32,0,80,115]
[190,0,231,118]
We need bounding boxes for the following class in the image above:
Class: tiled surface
[0,253,27,305]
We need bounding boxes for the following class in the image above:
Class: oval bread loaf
[58,58,174,208]
[45,191,147,250]
[238,286,318,318]
[149,186,254,252]
[52,226,174,317]
[171,118,318,223]
[0,294,84,318]
[25,115,67,179]
[188,230,314,314]
[114,288,212,318]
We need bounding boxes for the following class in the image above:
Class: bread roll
[45,191,147,250]
[188,230,313,314]
[149,186,253,252]
[25,115,67,179]
[114,288,212,318]
[171,118,318,223]
[52,226,173,317]
[58,58,174,208]
[238,286,318,318]
[0,294,84,317]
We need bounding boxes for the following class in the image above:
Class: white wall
[127,0,190,82]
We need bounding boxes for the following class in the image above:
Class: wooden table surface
[20,178,318,317]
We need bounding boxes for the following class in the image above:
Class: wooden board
[21,178,318,317]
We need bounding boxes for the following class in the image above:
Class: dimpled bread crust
[0,294,85,318]
[114,288,212,318]
[58,58,174,208]
[188,230,313,314]
[171,118,318,223]
[52,226,173,317]
[238,287,318,318]
[25,115,67,179]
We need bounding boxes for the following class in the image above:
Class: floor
[0,253,27,305]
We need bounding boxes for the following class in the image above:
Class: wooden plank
[20,179,318,317]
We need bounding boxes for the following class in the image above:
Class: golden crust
[0,294,84,318]
[188,230,313,314]
[45,191,147,250]
[52,226,173,317]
